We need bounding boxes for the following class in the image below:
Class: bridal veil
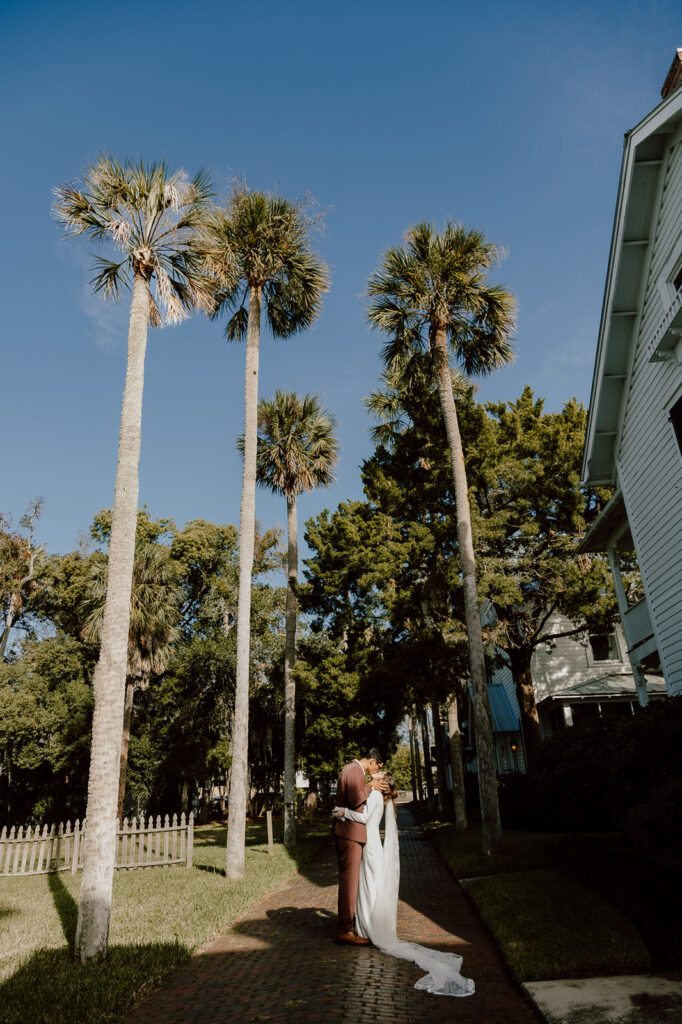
[368,799,475,998]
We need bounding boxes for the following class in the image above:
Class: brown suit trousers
[333,761,371,934]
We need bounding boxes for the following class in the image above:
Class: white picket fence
[0,813,194,877]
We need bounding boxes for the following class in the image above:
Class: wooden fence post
[266,810,274,855]
[186,812,194,869]
[71,820,80,873]
[171,813,178,861]
[12,826,24,874]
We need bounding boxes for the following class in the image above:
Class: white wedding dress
[344,789,475,998]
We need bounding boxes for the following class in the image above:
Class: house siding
[618,136,682,694]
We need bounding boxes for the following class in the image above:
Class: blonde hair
[382,772,398,805]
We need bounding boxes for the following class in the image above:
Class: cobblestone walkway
[126,808,541,1024]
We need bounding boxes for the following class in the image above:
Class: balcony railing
[623,598,654,652]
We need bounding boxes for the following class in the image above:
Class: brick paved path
[126,808,541,1024]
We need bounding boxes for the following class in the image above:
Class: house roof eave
[581,87,682,488]
[577,488,627,552]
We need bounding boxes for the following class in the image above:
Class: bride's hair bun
[382,772,398,804]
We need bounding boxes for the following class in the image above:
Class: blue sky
[2,0,681,558]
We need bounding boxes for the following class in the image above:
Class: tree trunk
[431,701,448,818]
[419,707,435,811]
[0,598,18,661]
[411,708,424,802]
[446,692,468,830]
[116,680,135,822]
[75,272,150,962]
[433,328,501,855]
[509,648,542,759]
[225,284,261,879]
[407,711,418,803]
[283,494,298,847]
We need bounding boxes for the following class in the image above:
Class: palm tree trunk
[75,272,150,962]
[226,283,261,879]
[283,493,298,847]
[117,680,135,821]
[433,328,501,854]
[446,691,468,830]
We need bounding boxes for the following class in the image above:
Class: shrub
[499,697,682,859]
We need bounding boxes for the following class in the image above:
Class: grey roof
[538,672,667,702]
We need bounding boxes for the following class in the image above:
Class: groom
[333,747,386,945]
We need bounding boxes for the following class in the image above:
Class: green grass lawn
[0,818,329,1024]
[426,823,652,983]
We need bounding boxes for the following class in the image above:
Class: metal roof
[470,683,520,733]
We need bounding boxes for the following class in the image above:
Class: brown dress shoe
[335,930,371,946]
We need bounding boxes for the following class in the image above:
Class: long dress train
[345,790,474,997]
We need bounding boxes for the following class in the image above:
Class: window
[589,633,620,661]
[670,394,682,454]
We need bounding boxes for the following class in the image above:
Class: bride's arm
[331,802,370,822]
[337,787,382,822]
[340,803,370,823]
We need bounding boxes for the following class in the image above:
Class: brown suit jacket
[333,760,371,843]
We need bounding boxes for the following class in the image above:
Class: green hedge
[499,697,682,866]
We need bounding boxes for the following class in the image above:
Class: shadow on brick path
[125,806,541,1024]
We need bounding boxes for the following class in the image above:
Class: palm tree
[82,542,181,821]
[248,391,338,847]
[54,155,213,961]
[202,185,329,878]
[367,221,516,855]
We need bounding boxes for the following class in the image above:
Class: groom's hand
[371,774,389,792]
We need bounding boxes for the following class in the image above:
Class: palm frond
[90,256,131,300]
[367,220,516,380]
[247,390,339,498]
[148,292,163,328]
[56,154,215,327]
[226,304,249,340]
[202,184,328,340]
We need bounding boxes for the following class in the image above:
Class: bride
[333,773,475,998]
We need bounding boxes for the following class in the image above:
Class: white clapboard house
[579,50,682,698]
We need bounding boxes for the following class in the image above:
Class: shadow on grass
[194,820,331,850]
[194,824,273,850]
[0,943,190,1024]
[194,862,226,876]
[192,820,334,882]
[47,870,78,950]
[547,834,682,970]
